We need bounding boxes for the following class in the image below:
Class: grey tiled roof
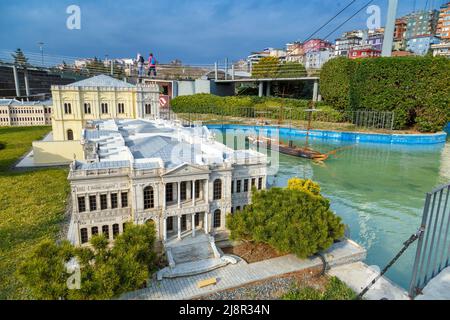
[65,74,135,88]
[76,160,130,170]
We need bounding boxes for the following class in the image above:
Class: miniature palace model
[68,118,268,246]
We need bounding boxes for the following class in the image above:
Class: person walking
[137,53,145,78]
[148,53,157,78]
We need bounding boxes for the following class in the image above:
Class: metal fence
[174,107,396,131]
[409,182,450,298]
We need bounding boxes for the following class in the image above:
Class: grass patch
[0,126,69,299]
[282,276,356,300]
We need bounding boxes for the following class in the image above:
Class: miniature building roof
[76,118,262,172]
[65,74,135,88]
[0,99,52,106]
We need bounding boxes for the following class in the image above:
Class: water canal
[209,124,450,290]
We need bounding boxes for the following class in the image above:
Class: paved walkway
[121,239,366,300]
[328,262,410,300]
[415,266,450,300]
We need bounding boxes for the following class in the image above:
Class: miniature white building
[68,118,268,246]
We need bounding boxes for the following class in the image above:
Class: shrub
[282,276,355,300]
[227,178,345,259]
[320,57,356,112]
[320,56,450,132]
[17,222,158,300]
[252,57,280,78]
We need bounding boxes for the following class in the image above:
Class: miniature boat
[248,136,328,161]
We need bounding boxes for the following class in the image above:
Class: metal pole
[382,0,399,57]
[12,65,21,97]
[24,68,30,97]
[225,58,228,81]
[214,62,218,80]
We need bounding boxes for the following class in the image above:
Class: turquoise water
[212,125,450,290]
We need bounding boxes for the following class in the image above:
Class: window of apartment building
[145,104,152,115]
[181,215,187,231]
[121,192,128,208]
[101,103,108,114]
[78,196,86,212]
[180,182,187,201]
[84,103,91,114]
[100,194,107,210]
[67,129,74,141]
[244,179,249,192]
[166,183,174,202]
[91,226,98,236]
[236,180,241,193]
[195,180,200,199]
[195,213,200,227]
[111,193,118,209]
[89,195,97,211]
[80,228,88,244]
[167,217,173,230]
[102,225,110,239]
[258,177,263,190]
[113,224,120,239]
[117,103,125,114]
[64,103,72,114]
[213,179,222,200]
[143,186,154,209]
[213,209,221,228]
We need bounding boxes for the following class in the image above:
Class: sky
[0,0,446,64]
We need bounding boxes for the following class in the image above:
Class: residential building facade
[334,33,362,57]
[0,99,52,127]
[437,2,450,42]
[68,119,268,246]
[349,46,382,59]
[431,42,450,57]
[407,35,440,56]
[405,10,440,40]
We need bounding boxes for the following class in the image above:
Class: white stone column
[205,180,209,202]
[162,183,166,210]
[204,212,208,234]
[192,180,196,206]
[177,215,181,240]
[192,213,196,237]
[177,182,181,209]
[163,217,167,242]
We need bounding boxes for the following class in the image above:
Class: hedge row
[171,94,314,112]
[320,57,450,132]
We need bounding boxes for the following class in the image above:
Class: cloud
[0,0,425,63]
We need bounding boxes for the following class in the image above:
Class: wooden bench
[197,277,217,288]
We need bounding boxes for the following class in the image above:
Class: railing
[174,107,396,131]
[409,182,450,298]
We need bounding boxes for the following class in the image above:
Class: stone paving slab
[328,261,410,300]
[415,266,450,300]
[121,239,366,300]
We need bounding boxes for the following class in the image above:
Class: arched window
[213,209,221,228]
[143,186,154,209]
[113,224,120,239]
[102,225,110,239]
[213,179,222,200]
[80,228,88,244]
[67,129,74,141]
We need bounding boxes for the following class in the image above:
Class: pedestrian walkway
[120,239,366,300]
[328,262,410,300]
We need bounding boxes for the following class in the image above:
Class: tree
[227,178,345,259]
[11,48,29,67]
[252,57,280,78]
[17,222,158,300]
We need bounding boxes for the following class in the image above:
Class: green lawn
[0,126,69,299]
[282,276,356,300]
